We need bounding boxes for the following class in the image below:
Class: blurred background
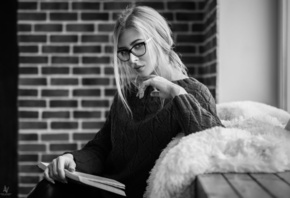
[0,0,289,197]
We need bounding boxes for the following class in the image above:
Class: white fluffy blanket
[144,101,290,198]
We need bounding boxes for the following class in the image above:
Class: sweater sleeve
[71,106,113,175]
[172,83,223,135]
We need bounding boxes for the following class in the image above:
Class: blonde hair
[113,6,188,116]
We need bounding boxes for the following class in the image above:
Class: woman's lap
[27,179,102,198]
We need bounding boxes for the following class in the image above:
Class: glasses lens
[132,43,146,56]
[117,51,129,61]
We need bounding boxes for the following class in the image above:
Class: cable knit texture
[71,77,223,198]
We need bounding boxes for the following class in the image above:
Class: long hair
[113,6,188,116]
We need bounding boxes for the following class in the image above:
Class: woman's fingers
[45,157,68,183]
[43,168,55,184]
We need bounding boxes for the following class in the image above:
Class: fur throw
[144,101,290,198]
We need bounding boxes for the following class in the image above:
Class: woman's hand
[138,75,187,99]
[43,153,76,184]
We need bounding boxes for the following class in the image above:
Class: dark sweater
[71,77,223,198]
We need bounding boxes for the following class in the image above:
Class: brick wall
[17,0,217,197]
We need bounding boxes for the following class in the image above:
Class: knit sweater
[71,77,223,198]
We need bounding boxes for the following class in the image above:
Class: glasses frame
[117,38,152,62]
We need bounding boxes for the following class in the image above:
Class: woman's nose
[129,53,138,64]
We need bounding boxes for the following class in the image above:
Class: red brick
[20,176,40,184]
[51,122,78,129]
[18,100,46,108]
[20,56,48,64]
[18,24,32,32]
[18,12,46,21]
[72,2,100,10]
[98,23,114,32]
[104,67,114,75]
[73,89,101,97]
[41,154,59,162]
[81,100,110,108]
[18,35,47,43]
[50,12,78,21]
[73,67,101,75]
[135,2,164,10]
[19,143,46,152]
[167,2,196,10]
[18,89,38,97]
[161,12,174,21]
[19,154,38,162]
[19,78,47,86]
[35,24,63,32]
[73,45,101,53]
[42,45,70,53]
[41,133,69,141]
[19,45,38,53]
[18,2,37,10]
[181,55,203,64]
[66,24,94,32]
[19,122,47,130]
[19,111,39,119]
[204,49,216,62]
[175,45,197,54]
[41,2,69,10]
[50,78,79,86]
[50,35,78,43]
[49,100,78,108]
[19,67,38,75]
[171,23,189,32]
[192,23,204,32]
[19,164,42,173]
[73,111,101,119]
[50,143,77,151]
[42,111,70,119]
[19,133,38,141]
[41,89,69,97]
[103,2,131,10]
[104,88,117,96]
[42,67,69,75]
[82,56,110,64]
[52,56,79,64]
[82,77,110,86]
[176,12,203,21]
[198,1,206,10]
[73,133,95,141]
[81,35,109,43]
[82,121,105,129]
[81,13,109,21]
[176,34,203,43]
[104,45,113,53]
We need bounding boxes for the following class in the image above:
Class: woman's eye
[120,51,128,55]
[134,43,142,49]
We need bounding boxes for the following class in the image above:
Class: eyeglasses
[117,38,152,62]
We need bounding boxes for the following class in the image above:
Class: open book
[38,162,126,196]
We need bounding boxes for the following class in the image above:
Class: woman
[28,5,223,198]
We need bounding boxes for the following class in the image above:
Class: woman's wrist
[171,84,187,98]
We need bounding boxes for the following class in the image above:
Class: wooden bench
[180,172,290,198]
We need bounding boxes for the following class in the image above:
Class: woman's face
[117,28,156,77]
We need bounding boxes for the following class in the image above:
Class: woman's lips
[134,65,144,71]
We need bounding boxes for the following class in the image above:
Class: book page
[37,162,126,196]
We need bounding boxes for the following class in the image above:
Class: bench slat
[223,173,272,198]
[250,173,290,198]
[197,174,239,198]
